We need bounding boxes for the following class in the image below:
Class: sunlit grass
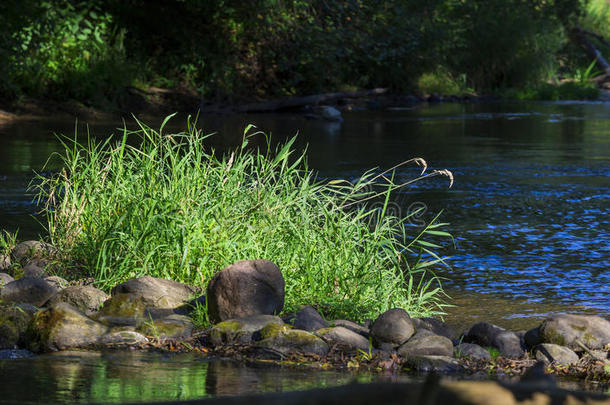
[35,115,453,321]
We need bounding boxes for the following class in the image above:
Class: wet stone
[465,322,525,359]
[100,330,149,345]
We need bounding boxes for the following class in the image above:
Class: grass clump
[35,116,452,321]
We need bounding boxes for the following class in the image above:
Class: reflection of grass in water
[35,115,453,321]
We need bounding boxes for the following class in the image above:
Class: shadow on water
[0,102,609,329]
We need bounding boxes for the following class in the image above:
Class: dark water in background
[0,102,609,329]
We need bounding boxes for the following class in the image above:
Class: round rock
[11,241,57,266]
[398,331,454,357]
[370,308,415,348]
[289,306,328,331]
[206,259,285,324]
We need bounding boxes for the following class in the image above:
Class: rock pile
[1,240,609,380]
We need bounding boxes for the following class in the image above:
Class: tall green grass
[35,116,453,321]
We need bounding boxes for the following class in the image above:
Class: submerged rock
[46,285,109,315]
[256,323,328,356]
[464,322,524,359]
[26,303,108,352]
[398,331,454,358]
[0,277,59,306]
[207,259,285,323]
[320,106,343,122]
[454,343,492,361]
[111,276,201,309]
[288,306,328,331]
[370,308,415,348]
[11,241,57,266]
[209,314,283,346]
[535,343,579,366]
[539,314,610,350]
[316,326,370,351]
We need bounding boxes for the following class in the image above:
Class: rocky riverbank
[1,240,609,402]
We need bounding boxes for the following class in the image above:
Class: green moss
[540,326,566,346]
[260,323,290,340]
[101,294,146,318]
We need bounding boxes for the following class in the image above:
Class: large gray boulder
[209,314,283,346]
[11,241,57,266]
[316,326,370,351]
[111,276,201,309]
[370,308,415,348]
[255,323,329,357]
[464,322,525,359]
[206,260,285,323]
[398,331,454,358]
[26,303,108,352]
[534,343,579,366]
[46,285,109,315]
[0,277,59,306]
[539,314,610,350]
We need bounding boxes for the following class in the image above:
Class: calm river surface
[0,102,608,330]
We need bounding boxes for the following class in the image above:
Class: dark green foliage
[0,0,601,105]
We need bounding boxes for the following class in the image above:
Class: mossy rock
[137,314,193,339]
[539,314,610,350]
[96,293,146,326]
[256,323,328,356]
[25,302,108,353]
[209,315,283,346]
[0,304,34,349]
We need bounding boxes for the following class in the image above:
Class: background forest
[0,0,609,108]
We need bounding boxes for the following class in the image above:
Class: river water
[0,102,609,402]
